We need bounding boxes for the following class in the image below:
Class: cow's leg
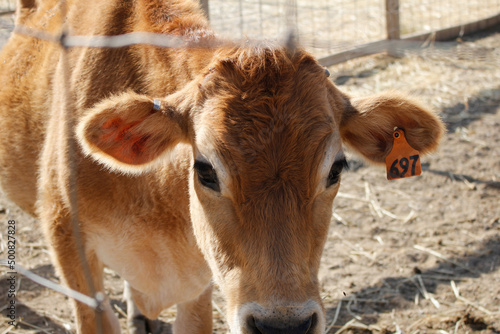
[173,284,213,334]
[40,210,120,334]
[124,281,162,334]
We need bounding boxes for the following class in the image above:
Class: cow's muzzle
[236,300,324,334]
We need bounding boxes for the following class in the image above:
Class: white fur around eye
[317,137,343,193]
[194,127,230,196]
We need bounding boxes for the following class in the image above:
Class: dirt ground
[0,11,499,334]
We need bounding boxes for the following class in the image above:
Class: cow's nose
[247,313,317,334]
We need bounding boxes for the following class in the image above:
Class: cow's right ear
[76,92,189,174]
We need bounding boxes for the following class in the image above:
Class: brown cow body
[0,0,444,333]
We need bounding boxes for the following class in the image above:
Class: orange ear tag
[385,129,422,180]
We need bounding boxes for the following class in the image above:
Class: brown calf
[0,0,444,333]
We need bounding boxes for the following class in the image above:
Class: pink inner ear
[97,116,152,165]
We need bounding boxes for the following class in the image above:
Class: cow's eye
[194,160,220,192]
[327,158,348,187]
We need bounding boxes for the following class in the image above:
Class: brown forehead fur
[191,47,337,302]
[200,46,336,210]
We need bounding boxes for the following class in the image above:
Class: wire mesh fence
[1,0,500,60]
[0,0,499,333]
[206,0,500,60]
[400,0,500,35]
[208,0,387,57]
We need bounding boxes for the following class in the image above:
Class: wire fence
[0,0,499,333]
[400,0,500,35]
[206,0,500,62]
[1,0,500,60]
[208,0,500,40]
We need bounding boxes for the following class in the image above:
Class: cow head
[77,46,444,333]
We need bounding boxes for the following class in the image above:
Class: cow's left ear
[76,92,190,173]
[339,92,445,163]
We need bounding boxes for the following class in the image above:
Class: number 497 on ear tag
[385,129,421,180]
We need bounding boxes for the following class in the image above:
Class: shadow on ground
[442,86,500,133]
[1,264,71,333]
[326,235,500,331]
[4,235,499,333]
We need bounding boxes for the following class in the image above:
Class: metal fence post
[385,0,401,57]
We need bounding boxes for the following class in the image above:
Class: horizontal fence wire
[0,260,101,309]
[13,25,188,49]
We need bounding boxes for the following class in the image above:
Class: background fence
[204,0,500,64]
[1,0,500,64]
[0,1,498,333]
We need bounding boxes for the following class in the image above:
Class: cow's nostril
[247,316,261,334]
[250,314,315,334]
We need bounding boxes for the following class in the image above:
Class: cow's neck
[137,35,225,97]
[67,0,221,110]
[131,1,221,96]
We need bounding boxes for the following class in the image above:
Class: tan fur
[341,92,446,163]
[0,0,444,333]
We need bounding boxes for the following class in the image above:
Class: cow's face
[77,47,444,333]
[187,49,346,333]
